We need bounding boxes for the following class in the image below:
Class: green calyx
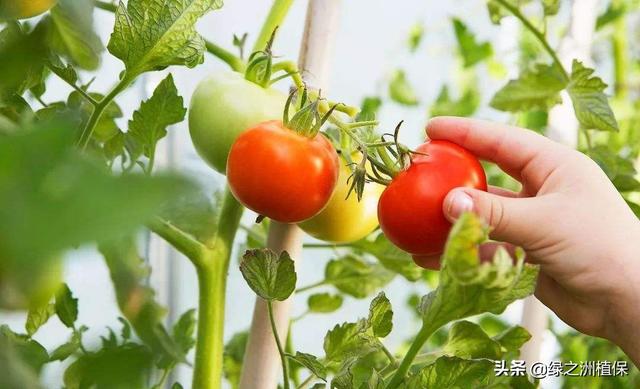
[283,88,338,138]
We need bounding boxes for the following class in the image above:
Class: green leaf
[0,22,48,100]
[223,331,248,389]
[0,120,195,264]
[240,249,297,301]
[46,54,79,85]
[127,74,186,160]
[63,343,153,389]
[418,213,539,333]
[158,189,222,246]
[118,317,132,340]
[407,23,424,53]
[25,303,55,337]
[323,321,378,364]
[388,70,419,106]
[0,325,49,388]
[567,60,619,132]
[47,0,103,70]
[367,292,393,338]
[430,84,480,118]
[173,309,197,355]
[443,321,502,359]
[494,325,531,352]
[405,356,495,388]
[308,293,343,313]
[596,2,627,30]
[353,234,423,282]
[107,0,222,78]
[325,255,394,299]
[49,331,82,361]
[99,237,184,366]
[55,284,78,328]
[490,63,567,112]
[0,325,49,372]
[452,18,493,67]
[289,352,327,381]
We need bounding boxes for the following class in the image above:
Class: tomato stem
[494,0,569,81]
[45,62,99,107]
[192,190,244,389]
[267,300,291,389]
[78,75,132,150]
[384,321,440,388]
[204,39,246,72]
[252,0,295,53]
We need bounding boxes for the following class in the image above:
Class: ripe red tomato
[227,120,339,223]
[377,140,487,266]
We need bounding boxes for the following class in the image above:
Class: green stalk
[252,0,295,53]
[612,0,628,99]
[384,321,439,388]
[494,0,569,81]
[205,39,246,72]
[192,190,244,389]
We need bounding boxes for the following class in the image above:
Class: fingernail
[446,190,473,221]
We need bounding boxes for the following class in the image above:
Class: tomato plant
[227,119,339,223]
[378,140,487,263]
[1,0,639,389]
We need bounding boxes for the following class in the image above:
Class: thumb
[443,188,540,247]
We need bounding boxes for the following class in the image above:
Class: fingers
[426,117,568,192]
[443,187,547,246]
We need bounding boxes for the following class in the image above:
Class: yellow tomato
[299,155,384,243]
[0,0,57,19]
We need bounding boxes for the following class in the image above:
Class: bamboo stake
[239,2,343,388]
[520,0,599,366]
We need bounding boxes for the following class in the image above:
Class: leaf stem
[385,321,438,388]
[94,0,117,12]
[148,218,207,268]
[296,280,328,294]
[204,39,246,72]
[192,189,244,389]
[45,63,99,107]
[267,300,290,389]
[296,374,315,389]
[78,75,132,149]
[379,342,398,368]
[252,0,295,53]
[494,0,569,81]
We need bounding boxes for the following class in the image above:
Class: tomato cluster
[189,73,486,264]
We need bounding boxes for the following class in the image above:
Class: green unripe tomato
[189,71,286,174]
[0,0,57,19]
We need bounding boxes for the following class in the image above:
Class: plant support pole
[239,1,343,388]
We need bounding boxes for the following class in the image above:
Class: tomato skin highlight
[226,120,339,223]
[189,71,286,174]
[377,140,487,265]
[0,0,56,19]
[299,155,384,243]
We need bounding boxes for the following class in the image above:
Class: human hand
[427,116,640,365]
